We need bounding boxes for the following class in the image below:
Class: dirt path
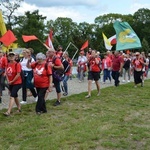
[0,74,149,110]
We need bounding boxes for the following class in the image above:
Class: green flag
[113,21,142,51]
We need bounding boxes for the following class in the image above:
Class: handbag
[53,69,64,81]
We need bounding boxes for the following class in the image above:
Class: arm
[26,58,32,68]
[8,72,20,85]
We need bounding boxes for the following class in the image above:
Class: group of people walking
[0,46,73,116]
[0,46,149,116]
[76,49,150,96]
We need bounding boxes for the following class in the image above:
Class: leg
[6,97,15,114]
[95,80,100,96]
[36,88,47,113]
[14,97,21,111]
[87,80,92,96]
[63,75,69,95]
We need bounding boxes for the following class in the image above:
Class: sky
[3,0,150,23]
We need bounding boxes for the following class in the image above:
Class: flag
[113,21,142,51]
[102,32,112,50]
[45,30,54,49]
[80,40,88,50]
[0,30,17,46]
[22,35,38,42]
[108,35,116,45]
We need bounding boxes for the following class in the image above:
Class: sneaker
[20,101,27,104]
[63,92,68,96]
[97,92,101,96]
[141,82,144,87]
[85,95,91,98]
[127,80,130,83]
[35,96,38,102]
[122,80,125,83]
[54,100,60,106]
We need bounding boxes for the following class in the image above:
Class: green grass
[0,80,150,150]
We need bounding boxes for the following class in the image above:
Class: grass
[0,80,150,150]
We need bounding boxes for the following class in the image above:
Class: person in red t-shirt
[132,52,144,87]
[3,52,22,116]
[27,52,52,114]
[111,51,124,87]
[47,48,64,106]
[85,50,101,98]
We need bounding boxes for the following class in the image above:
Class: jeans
[62,75,69,94]
[111,71,120,86]
[103,69,111,82]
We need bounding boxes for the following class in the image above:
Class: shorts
[9,84,22,98]
[88,71,100,81]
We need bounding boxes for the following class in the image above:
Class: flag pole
[64,42,71,53]
[38,39,50,50]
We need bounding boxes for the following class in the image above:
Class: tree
[133,8,150,46]
[141,38,150,54]
[0,0,24,29]
[14,10,47,53]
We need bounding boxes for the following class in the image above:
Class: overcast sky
[6,0,150,23]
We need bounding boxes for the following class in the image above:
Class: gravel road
[0,74,148,110]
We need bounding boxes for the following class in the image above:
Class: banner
[0,30,17,46]
[80,40,88,50]
[113,21,142,51]
[22,35,38,42]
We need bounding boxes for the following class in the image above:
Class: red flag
[0,30,17,46]
[80,40,88,50]
[45,30,54,49]
[22,35,38,42]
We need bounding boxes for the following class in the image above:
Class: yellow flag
[102,32,112,50]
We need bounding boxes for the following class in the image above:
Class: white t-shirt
[20,57,35,71]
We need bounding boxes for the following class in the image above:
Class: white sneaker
[122,80,125,83]
[35,96,38,102]
[127,80,130,83]
[20,101,27,104]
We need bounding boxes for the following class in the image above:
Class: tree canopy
[1,2,150,56]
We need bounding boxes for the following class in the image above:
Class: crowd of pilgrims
[0,45,149,116]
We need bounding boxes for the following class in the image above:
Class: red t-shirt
[133,58,143,70]
[112,56,123,71]
[89,57,101,72]
[6,62,22,85]
[31,62,52,88]
[0,56,8,70]
[47,56,62,67]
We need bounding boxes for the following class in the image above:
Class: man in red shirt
[111,51,124,87]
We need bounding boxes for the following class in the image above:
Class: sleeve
[54,58,62,66]
[31,62,37,69]
[47,65,52,75]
